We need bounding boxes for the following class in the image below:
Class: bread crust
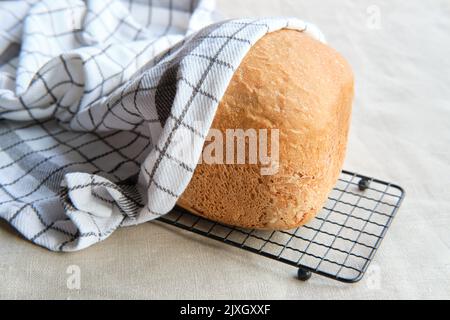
[177,30,354,230]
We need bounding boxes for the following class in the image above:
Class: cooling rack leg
[297,268,312,281]
[358,178,371,191]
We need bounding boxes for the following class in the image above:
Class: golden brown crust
[177,29,354,230]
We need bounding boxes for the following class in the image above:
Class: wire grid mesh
[158,170,405,283]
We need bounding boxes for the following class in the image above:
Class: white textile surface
[0,0,323,252]
[0,0,449,299]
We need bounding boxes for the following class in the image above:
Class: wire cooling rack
[158,170,405,283]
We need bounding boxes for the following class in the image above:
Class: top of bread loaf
[179,29,354,230]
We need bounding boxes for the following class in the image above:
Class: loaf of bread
[177,30,354,230]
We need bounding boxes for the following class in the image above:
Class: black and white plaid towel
[0,0,324,251]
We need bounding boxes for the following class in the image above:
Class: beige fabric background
[1,0,449,299]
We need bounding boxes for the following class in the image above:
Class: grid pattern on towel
[0,1,325,251]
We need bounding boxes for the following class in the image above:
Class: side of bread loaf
[177,29,354,230]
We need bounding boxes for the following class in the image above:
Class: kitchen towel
[0,0,324,251]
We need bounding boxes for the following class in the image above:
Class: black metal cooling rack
[158,170,405,283]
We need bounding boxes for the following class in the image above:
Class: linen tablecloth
[0,0,449,299]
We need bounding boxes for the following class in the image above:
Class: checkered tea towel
[0,0,324,251]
